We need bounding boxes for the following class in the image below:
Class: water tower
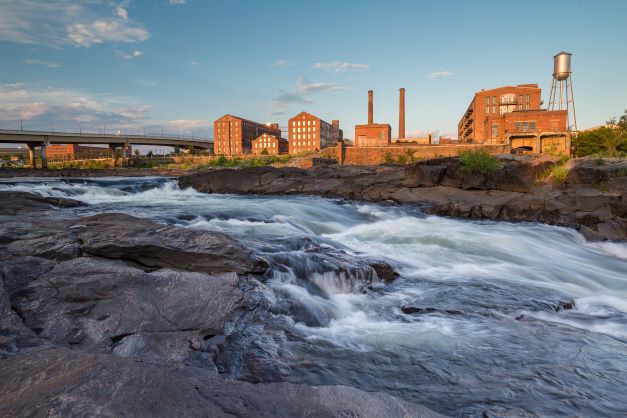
[548,51,577,131]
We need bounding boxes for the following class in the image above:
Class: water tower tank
[553,52,572,81]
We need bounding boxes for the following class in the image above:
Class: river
[2,176,626,416]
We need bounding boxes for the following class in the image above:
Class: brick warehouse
[484,109,568,143]
[252,133,288,155]
[458,84,542,143]
[214,114,281,156]
[354,90,391,146]
[288,111,343,155]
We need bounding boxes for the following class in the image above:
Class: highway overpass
[0,129,213,168]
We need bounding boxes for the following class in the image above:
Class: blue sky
[1,0,626,143]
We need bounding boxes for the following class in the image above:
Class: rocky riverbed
[1,169,626,417]
[0,190,442,418]
[180,156,627,241]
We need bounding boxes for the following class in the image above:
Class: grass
[459,149,502,173]
[550,164,569,184]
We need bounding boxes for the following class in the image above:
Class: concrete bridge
[0,129,213,168]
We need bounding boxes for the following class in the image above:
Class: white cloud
[297,78,345,93]
[427,71,454,79]
[189,60,200,65]
[67,20,150,47]
[169,0,186,4]
[269,78,345,114]
[312,61,369,73]
[0,82,213,138]
[0,1,150,48]
[24,59,61,68]
[272,59,294,67]
[116,49,144,59]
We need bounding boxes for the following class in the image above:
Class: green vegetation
[48,159,112,170]
[382,150,420,165]
[459,149,502,173]
[198,154,293,169]
[550,164,569,184]
[573,110,627,157]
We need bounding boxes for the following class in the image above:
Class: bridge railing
[0,128,212,142]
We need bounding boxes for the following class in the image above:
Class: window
[492,96,496,114]
[491,125,498,139]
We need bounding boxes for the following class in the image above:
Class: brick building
[484,109,568,143]
[46,144,123,160]
[458,84,542,143]
[354,90,391,146]
[252,133,288,155]
[288,111,342,155]
[214,114,281,156]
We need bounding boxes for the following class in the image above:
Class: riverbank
[179,156,627,241]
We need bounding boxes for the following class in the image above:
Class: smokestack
[368,90,373,124]
[399,88,405,140]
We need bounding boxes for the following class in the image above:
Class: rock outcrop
[0,348,444,418]
[179,157,627,241]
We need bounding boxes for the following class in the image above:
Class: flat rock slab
[10,257,245,361]
[0,348,446,418]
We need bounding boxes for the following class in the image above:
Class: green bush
[459,149,502,173]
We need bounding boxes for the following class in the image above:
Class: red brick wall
[459,84,543,143]
[354,124,391,146]
[214,115,280,156]
[484,110,568,141]
[252,134,288,155]
[336,144,510,165]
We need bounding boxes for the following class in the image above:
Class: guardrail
[0,129,212,141]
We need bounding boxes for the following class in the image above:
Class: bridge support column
[535,135,542,154]
[40,143,47,169]
[121,146,127,168]
[109,144,118,167]
[26,143,37,169]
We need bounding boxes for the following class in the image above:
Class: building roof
[214,114,279,129]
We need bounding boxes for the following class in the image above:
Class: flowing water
[2,177,627,416]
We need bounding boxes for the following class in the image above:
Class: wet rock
[554,300,576,312]
[369,261,400,283]
[0,191,82,216]
[0,348,445,418]
[481,406,539,418]
[10,257,245,362]
[401,306,462,316]
[76,213,265,274]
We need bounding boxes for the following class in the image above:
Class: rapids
[2,177,626,416]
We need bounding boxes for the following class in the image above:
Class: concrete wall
[328,144,510,165]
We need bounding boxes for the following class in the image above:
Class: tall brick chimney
[399,88,405,140]
[368,90,373,124]
[332,120,340,129]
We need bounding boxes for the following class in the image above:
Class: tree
[173,145,181,155]
[260,149,269,155]
[134,149,140,156]
[147,150,153,157]
[573,109,627,157]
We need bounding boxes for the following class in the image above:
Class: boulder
[10,257,245,361]
[74,213,266,274]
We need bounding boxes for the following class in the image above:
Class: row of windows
[292,134,317,140]
[291,141,315,147]
[253,142,277,148]
[485,94,531,114]
[291,120,315,126]
[292,126,316,133]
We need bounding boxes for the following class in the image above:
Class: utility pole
[20,120,23,131]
